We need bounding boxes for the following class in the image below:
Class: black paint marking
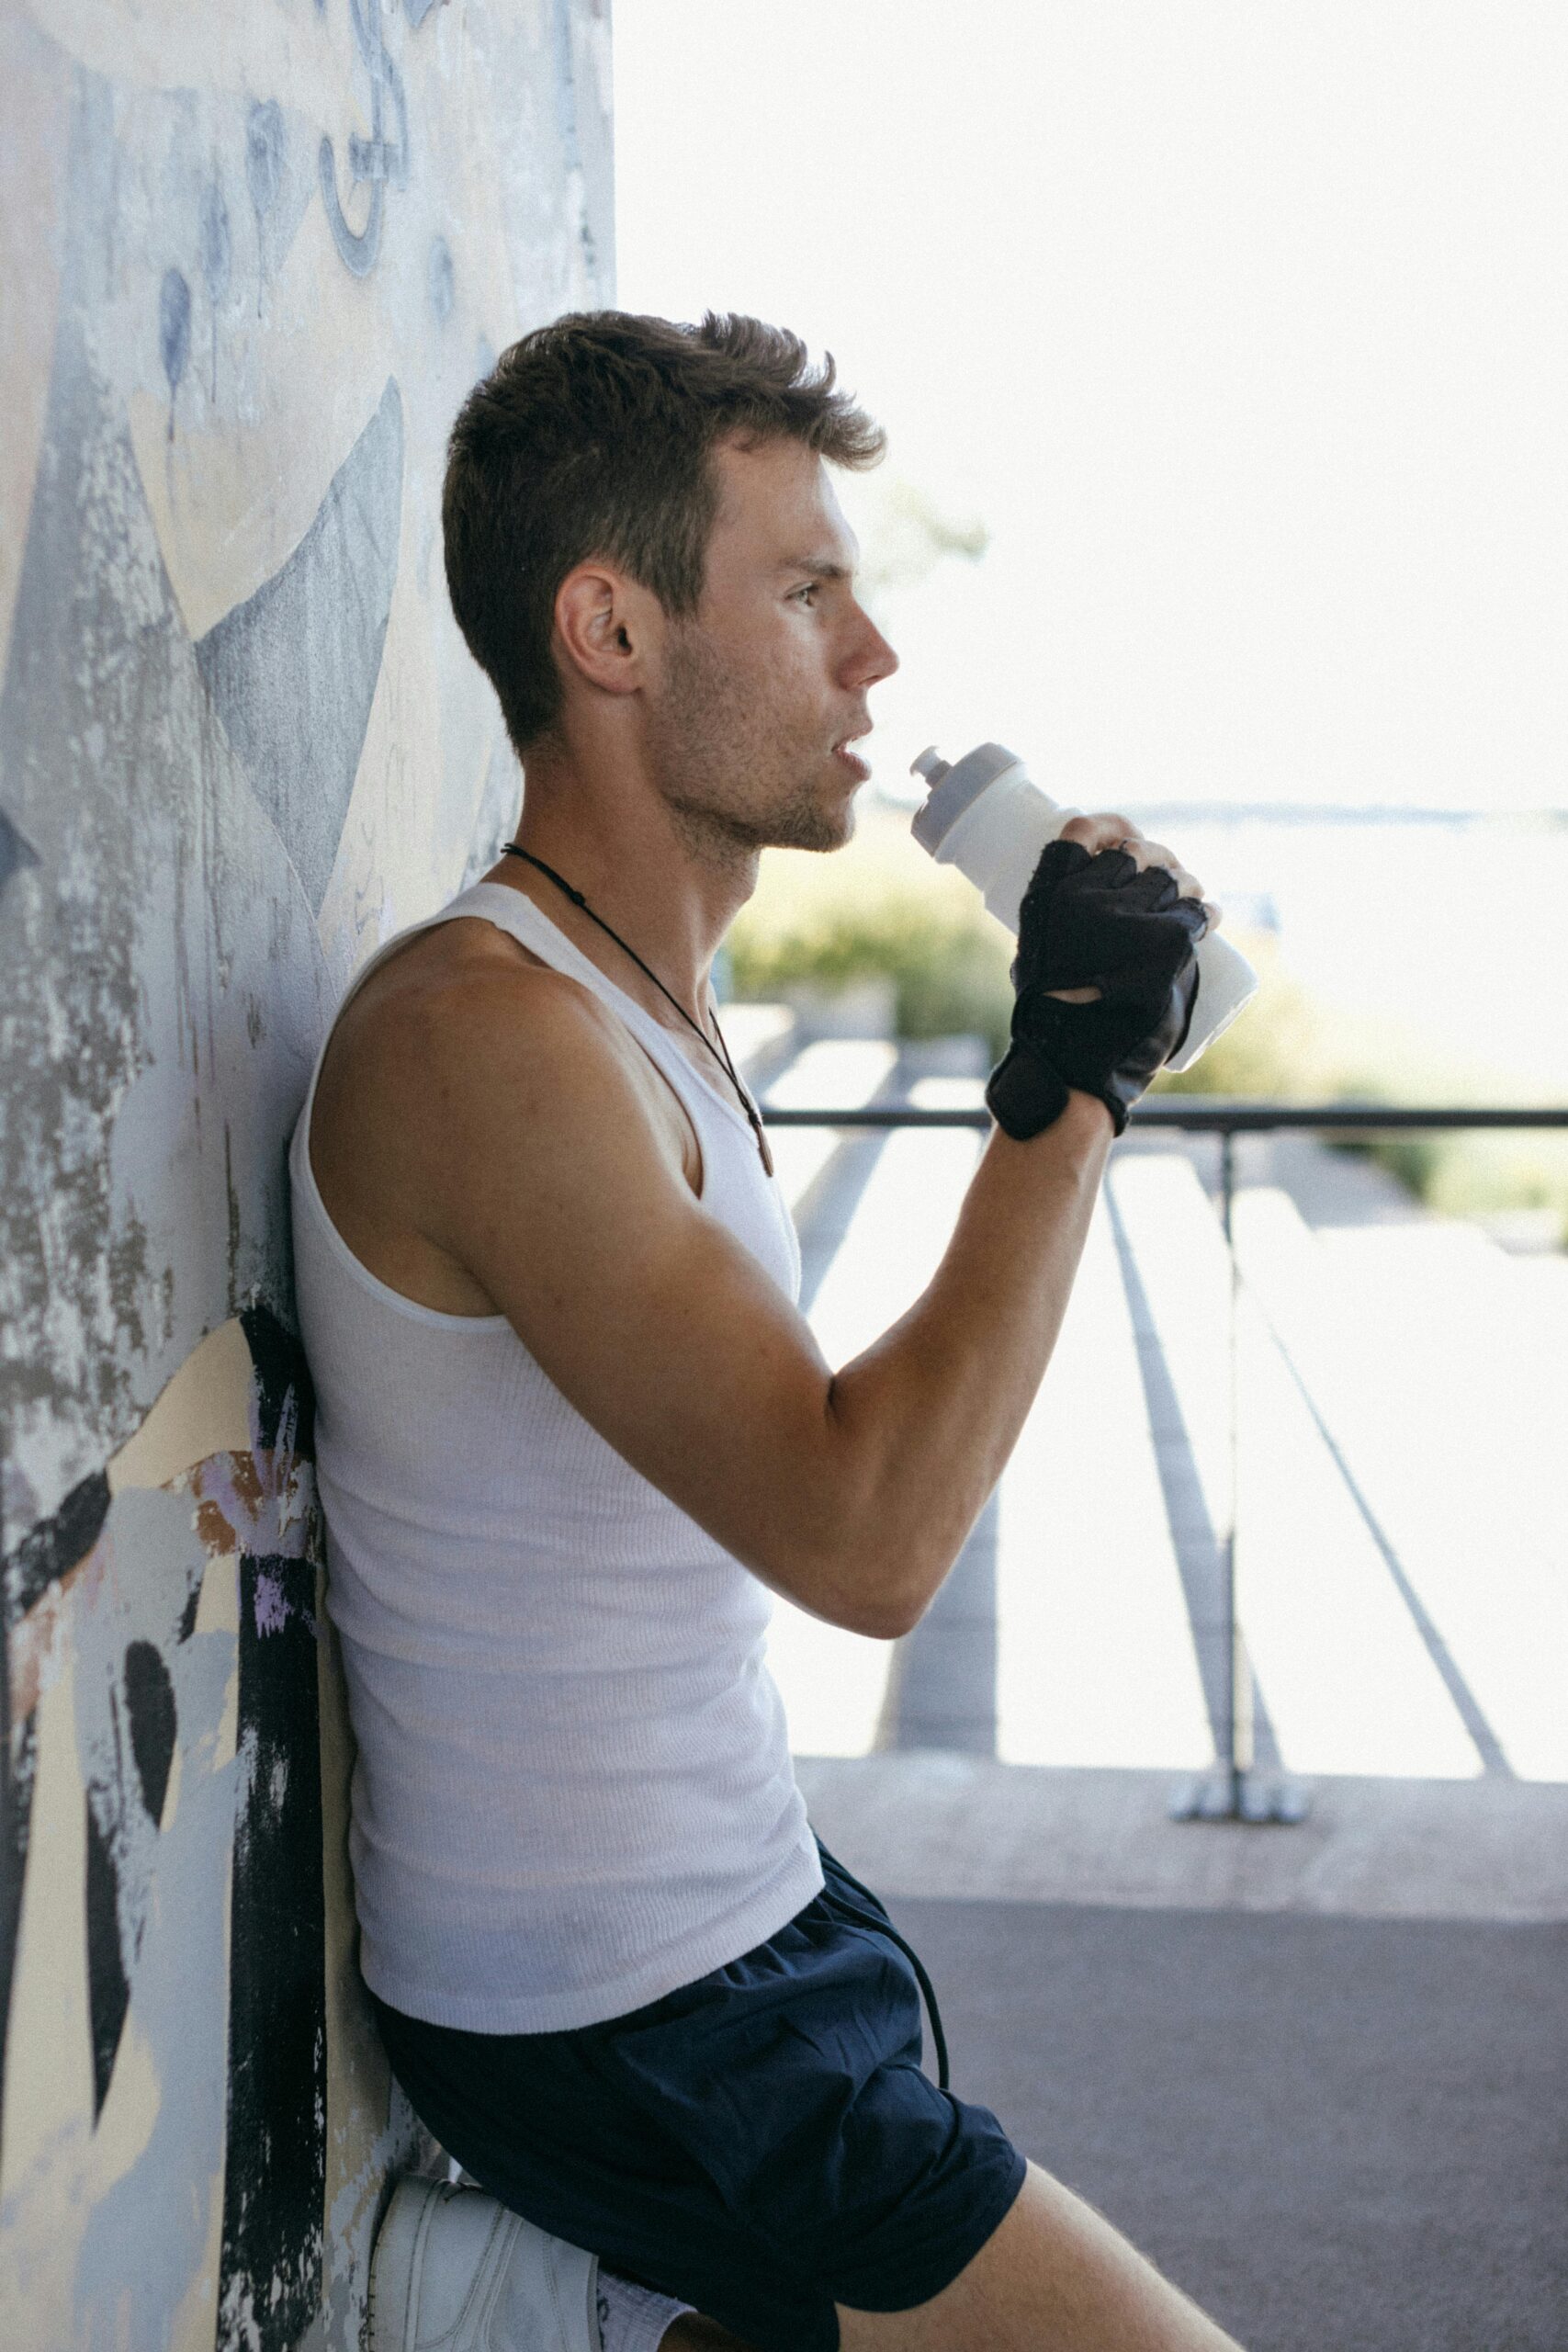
[85,1784,130,2120]
[0,807,39,899]
[176,1581,201,1643]
[241,1301,316,1460]
[195,379,403,912]
[217,1554,325,2349]
[3,1471,110,1626]
[124,1639,177,1827]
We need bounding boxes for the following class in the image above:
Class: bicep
[410,977,848,1605]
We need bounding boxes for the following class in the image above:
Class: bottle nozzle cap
[911,745,950,788]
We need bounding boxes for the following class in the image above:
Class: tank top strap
[299,879,760,1159]
[435,882,761,1146]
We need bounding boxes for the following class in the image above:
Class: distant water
[1121,809,1568,1097]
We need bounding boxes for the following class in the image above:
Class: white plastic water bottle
[909,741,1258,1075]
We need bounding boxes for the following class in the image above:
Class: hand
[1055,812,1218,942]
[986,814,1215,1140]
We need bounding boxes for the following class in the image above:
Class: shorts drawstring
[811,1835,950,2093]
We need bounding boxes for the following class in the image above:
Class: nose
[849,601,899,687]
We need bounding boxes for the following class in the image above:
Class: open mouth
[831,730,872,782]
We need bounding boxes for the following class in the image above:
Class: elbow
[848,1591,924,1642]
[809,1540,933,1642]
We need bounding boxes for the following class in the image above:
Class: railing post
[1170,1125,1307,1826]
[1222,1130,1246,1802]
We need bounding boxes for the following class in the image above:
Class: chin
[779,806,855,855]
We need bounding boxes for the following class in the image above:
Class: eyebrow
[777,556,855,582]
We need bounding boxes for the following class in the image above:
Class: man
[291,311,1242,2352]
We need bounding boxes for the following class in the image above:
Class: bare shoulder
[309,916,694,1317]
[326,914,623,1094]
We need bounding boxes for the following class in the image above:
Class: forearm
[815,1087,1112,1635]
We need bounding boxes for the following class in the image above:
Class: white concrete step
[1111,1154,1484,1781]
[996,1191,1214,1770]
[1231,1186,1568,1781]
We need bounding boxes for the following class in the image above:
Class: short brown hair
[442,310,886,752]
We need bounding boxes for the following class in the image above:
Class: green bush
[1394,1130,1568,1242]
[1153,933,1568,1245]
[728,894,1017,1058]
[1150,936,1339,1102]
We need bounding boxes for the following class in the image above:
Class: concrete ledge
[794,1753,1568,1922]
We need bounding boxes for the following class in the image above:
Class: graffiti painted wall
[0,5,614,2344]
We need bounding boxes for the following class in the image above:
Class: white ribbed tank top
[288,879,822,2033]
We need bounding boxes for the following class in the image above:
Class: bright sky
[612,1,1567,811]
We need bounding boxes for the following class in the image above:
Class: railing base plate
[1168,1770,1311,1826]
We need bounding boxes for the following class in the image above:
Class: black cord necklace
[501,844,774,1178]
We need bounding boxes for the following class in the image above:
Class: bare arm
[389,956,1109,1643]
[821,1094,1110,1633]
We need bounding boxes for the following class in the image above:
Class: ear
[552,561,654,700]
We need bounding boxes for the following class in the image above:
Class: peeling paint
[2,3,611,2340]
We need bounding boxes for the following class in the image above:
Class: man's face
[641,434,898,861]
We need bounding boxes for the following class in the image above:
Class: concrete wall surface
[0,4,614,2344]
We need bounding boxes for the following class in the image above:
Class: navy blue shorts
[368,1838,1027,2351]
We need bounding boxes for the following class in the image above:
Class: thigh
[836,2162,1245,2352]
[369,1894,1025,2352]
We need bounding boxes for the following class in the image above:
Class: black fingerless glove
[986,838,1208,1140]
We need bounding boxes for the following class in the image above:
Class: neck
[485,734,759,1029]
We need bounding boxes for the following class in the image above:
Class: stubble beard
[646,623,853,873]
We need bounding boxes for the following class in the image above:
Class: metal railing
[761,1097,1568,1824]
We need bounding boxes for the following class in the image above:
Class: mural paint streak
[84,1781,132,2120]
[243,1303,317,1465]
[4,1473,112,1626]
[195,382,406,917]
[320,0,412,279]
[217,1554,327,2352]
[123,1637,178,1827]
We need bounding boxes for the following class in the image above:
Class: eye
[791,582,819,607]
